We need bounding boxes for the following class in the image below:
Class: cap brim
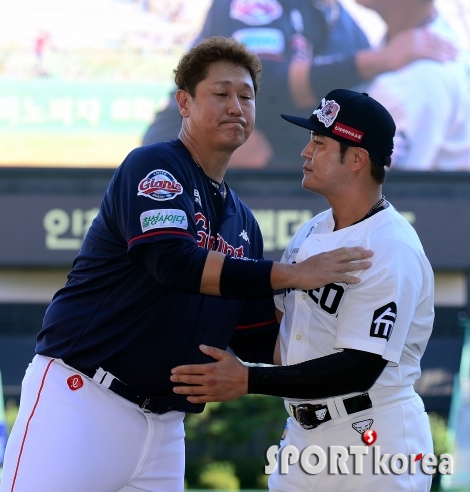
[280,113,330,139]
[280,113,315,131]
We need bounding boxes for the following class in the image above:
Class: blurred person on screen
[358,0,470,171]
[142,0,456,169]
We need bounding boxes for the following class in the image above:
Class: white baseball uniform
[269,204,435,491]
[0,355,185,492]
[367,15,470,171]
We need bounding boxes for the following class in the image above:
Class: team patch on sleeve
[370,302,397,341]
[140,209,188,232]
[137,169,183,201]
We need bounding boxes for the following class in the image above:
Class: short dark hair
[339,143,391,184]
[174,36,262,97]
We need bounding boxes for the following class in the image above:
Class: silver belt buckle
[294,404,315,430]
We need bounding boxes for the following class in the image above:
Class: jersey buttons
[296,334,301,341]
[301,294,306,300]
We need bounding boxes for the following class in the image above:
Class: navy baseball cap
[281,89,396,158]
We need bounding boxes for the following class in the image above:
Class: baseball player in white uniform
[359,0,470,171]
[171,89,435,491]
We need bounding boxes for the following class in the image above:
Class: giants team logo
[137,169,183,201]
[370,302,397,340]
[230,0,283,26]
[313,98,340,128]
[196,212,244,257]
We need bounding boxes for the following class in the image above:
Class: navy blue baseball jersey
[36,139,278,413]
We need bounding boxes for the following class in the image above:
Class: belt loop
[333,396,348,419]
[326,398,340,420]
[92,367,114,389]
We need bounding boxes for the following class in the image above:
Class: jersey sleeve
[110,144,198,252]
[229,293,279,364]
[334,239,426,365]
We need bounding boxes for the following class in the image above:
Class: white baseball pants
[268,387,434,491]
[0,355,185,492]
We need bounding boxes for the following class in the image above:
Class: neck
[179,128,232,183]
[330,189,384,231]
[382,2,436,38]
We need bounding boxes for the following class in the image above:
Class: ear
[176,89,191,118]
[351,147,369,172]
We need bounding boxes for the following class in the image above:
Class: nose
[301,141,314,160]
[228,95,243,116]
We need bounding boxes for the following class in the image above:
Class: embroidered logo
[194,189,201,206]
[67,375,84,391]
[195,212,244,257]
[352,419,374,435]
[332,122,364,143]
[239,230,250,243]
[305,222,319,238]
[230,0,283,26]
[313,98,340,128]
[140,209,188,232]
[137,169,183,201]
[315,408,327,421]
[370,302,397,341]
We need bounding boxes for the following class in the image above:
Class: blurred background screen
[0,0,468,170]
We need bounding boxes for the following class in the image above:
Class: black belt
[64,362,174,415]
[289,393,372,430]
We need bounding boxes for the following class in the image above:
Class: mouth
[222,119,245,128]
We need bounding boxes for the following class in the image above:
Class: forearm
[354,48,390,81]
[248,349,387,399]
[136,239,372,297]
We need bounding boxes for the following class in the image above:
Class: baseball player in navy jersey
[142,0,455,169]
[171,89,435,491]
[0,40,373,492]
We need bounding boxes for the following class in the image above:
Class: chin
[224,131,248,148]
[302,175,317,193]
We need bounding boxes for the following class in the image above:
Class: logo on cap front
[313,98,340,128]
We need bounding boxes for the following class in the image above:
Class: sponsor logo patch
[313,98,340,128]
[230,0,283,26]
[140,209,188,232]
[67,375,84,391]
[137,169,183,201]
[332,122,364,143]
[232,28,285,55]
[352,419,374,435]
[370,302,397,340]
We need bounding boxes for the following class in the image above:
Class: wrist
[220,256,273,297]
[270,262,296,291]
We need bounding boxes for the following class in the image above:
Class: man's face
[180,60,255,152]
[301,132,350,196]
